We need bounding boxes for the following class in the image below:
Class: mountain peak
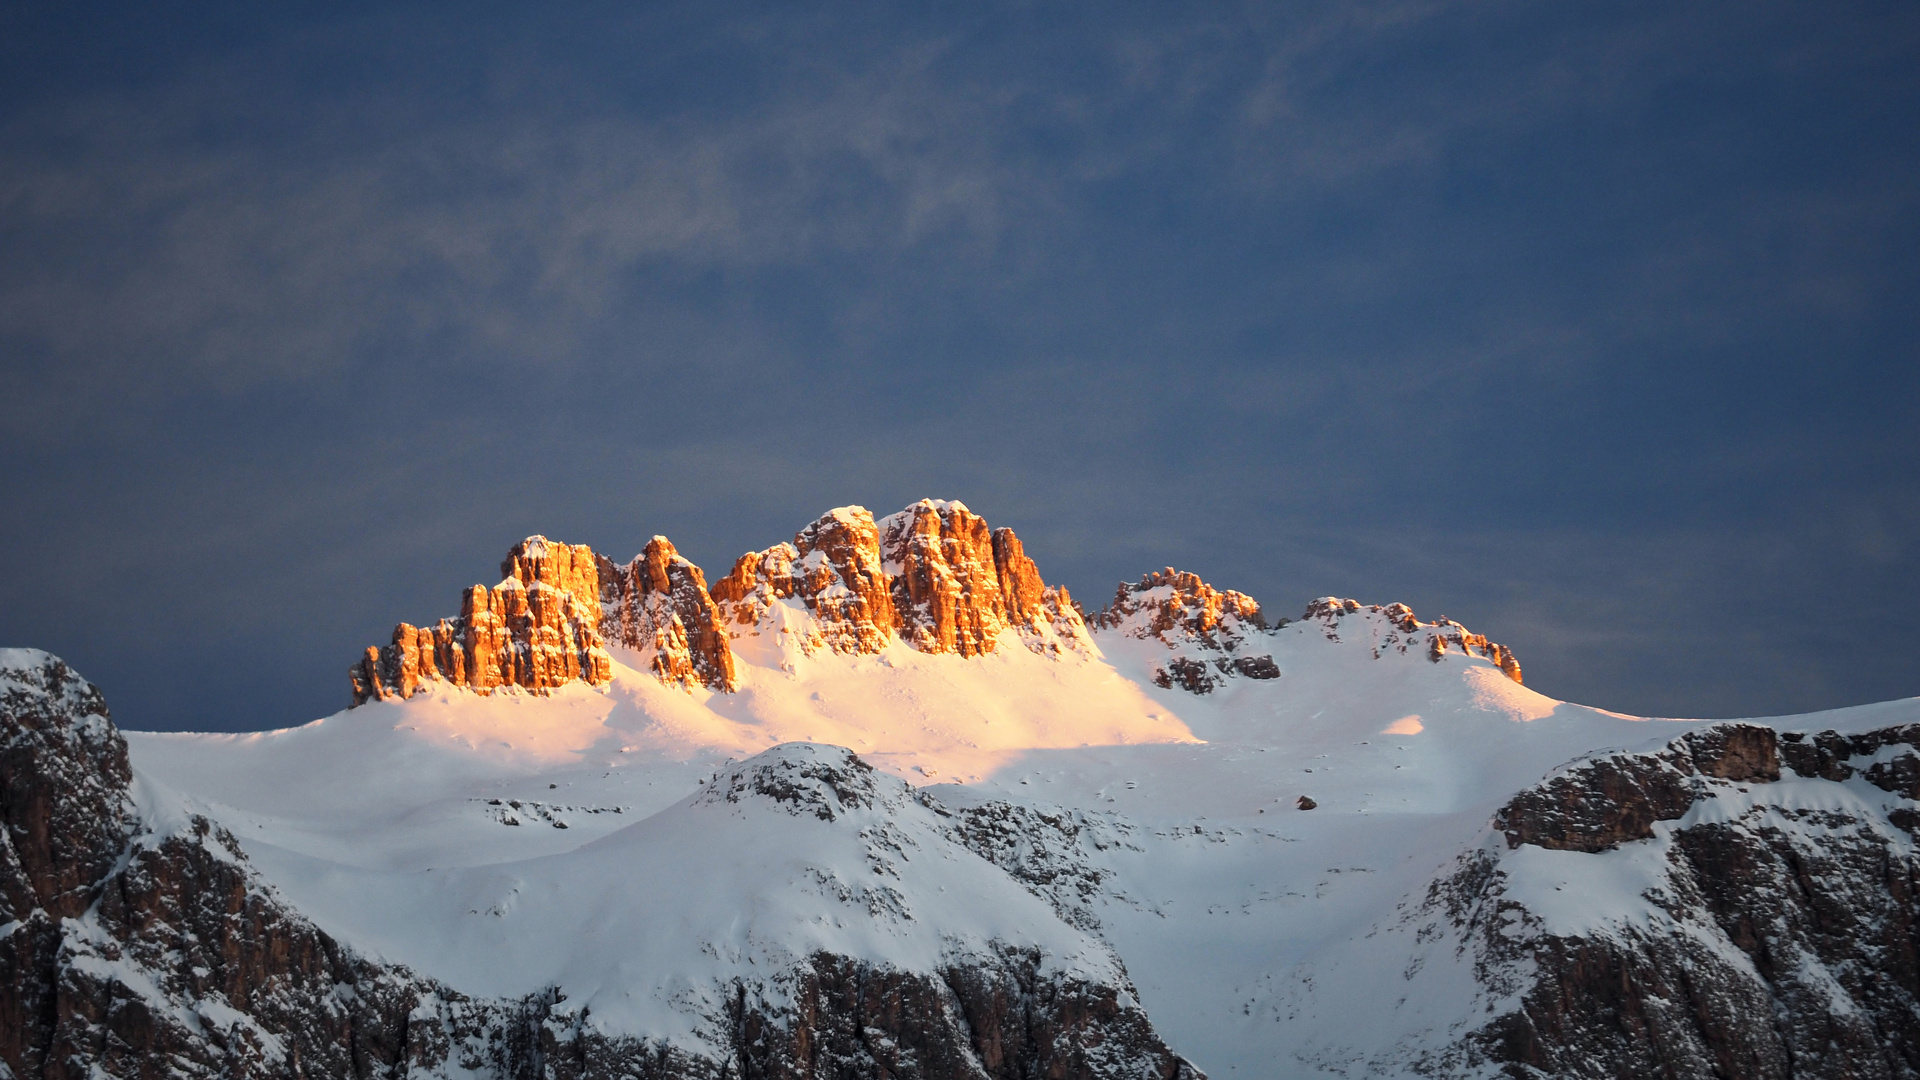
[351,500,1093,706]
[346,502,1520,707]
[1094,568,1278,693]
[694,743,894,822]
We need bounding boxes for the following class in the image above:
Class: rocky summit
[7,497,1917,1079]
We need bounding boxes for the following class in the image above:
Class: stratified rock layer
[1423,721,1920,1079]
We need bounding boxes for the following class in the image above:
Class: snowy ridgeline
[349,498,1526,710]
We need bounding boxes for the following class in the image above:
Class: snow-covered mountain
[5,499,1917,1079]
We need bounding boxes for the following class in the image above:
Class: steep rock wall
[352,534,736,704]
[1420,722,1920,1079]
[597,537,736,691]
[711,500,1089,659]
[351,537,615,704]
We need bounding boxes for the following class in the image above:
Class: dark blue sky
[4,1,1916,731]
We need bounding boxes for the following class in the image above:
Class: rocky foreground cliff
[3,650,1202,1080]
[1390,722,1920,1079]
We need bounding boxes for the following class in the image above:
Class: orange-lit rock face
[599,537,736,691]
[351,537,613,705]
[346,510,1522,708]
[880,501,1011,657]
[1095,568,1275,693]
[1097,568,1268,646]
[713,500,1089,658]
[713,507,898,654]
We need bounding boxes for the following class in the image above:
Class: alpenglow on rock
[1094,568,1279,693]
[349,496,1520,706]
[712,500,1089,659]
[352,499,1092,705]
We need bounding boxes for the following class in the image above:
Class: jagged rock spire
[350,500,1090,705]
[710,499,1089,660]
[348,501,1519,705]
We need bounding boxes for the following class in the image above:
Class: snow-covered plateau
[4,500,1916,1079]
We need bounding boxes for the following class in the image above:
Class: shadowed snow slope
[236,742,1153,1051]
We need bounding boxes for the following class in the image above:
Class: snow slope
[123,597,1920,1077]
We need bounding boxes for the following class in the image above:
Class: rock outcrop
[352,537,615,705]
[348,503,1534,706]
[1417,721,1920,1079]
[1303,597,1523,683]
[711,506,901,655]
[1093,569,1278,693]
[1492,723,1778,852]
[354,501,1097,705]
[597,536,736,691]
[938,800,1144,933]
[351,534,740,705]
[4,648,478,1080]
[7,650,1204,1080]
[712,500,1090,659]
[882,500,1038,657]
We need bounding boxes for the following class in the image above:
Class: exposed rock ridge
[1415,721,1920,1078]
[354,501,1097,706]
[1092,569,1278,694]
[694,742,893,822]
[7,651,1205,1080]
[352,537,615,705]
[711,500,1091,659]
[710,507,899,655]
[596,537,736,691]
[1493,723,1780,852]
[1,650,136,925]
[1303,597,1523,683]
[351,534,736,706]
[5,647,480,1079]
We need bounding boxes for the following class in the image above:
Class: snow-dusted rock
[712,505,901,655]
[711,500,1089,660]
[1403,722,1920,1078]
[1091,568,1276,693]
[1,649,136,923]
[356,501,1096,706]
[352,536,616,704]
[598,536,736,691]
[2,649,470,1079]
[878,499,1082,657]
[1303,596,1523,683]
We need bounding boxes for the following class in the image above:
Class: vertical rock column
[600,537,737,691]
[880,500,1010,657]
[349,537,613,705]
